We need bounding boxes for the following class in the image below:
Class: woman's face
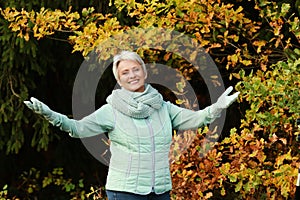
[117,59,146,92]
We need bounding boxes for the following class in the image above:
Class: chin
[133,85,145,92]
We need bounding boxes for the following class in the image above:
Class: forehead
[118,60,141,70]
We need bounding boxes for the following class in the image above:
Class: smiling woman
[23,50,240,200]
[117,60,146,92]
[113,51,148,93]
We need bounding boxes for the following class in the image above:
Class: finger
[222,86,233,96]
[32,97,46,108]
[23,101,34,110]
[30,97,39,103]
[228,92,240,105]
[230,91,240,98]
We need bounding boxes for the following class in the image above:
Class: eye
[120,70,129,75]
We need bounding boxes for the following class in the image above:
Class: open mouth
[129,80,139,84]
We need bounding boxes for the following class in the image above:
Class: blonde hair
[112,51,147,81]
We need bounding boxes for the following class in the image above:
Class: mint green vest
[106,102,173,194]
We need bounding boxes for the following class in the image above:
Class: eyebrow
[119,65,141,71]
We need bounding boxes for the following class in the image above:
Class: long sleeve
[49,104,115,138]
[166,101,220,130]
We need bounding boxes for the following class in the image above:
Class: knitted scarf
[106,84,163,119]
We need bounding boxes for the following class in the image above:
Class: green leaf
[280,3,291,15]
[235,180,243,192]
[79,179,84,188]
[228,173,237,182]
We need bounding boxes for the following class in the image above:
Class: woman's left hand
[209,86,240,117]
[215,86,240,109]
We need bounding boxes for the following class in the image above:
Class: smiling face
[117,59,147,92]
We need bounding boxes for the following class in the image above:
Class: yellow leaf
[24,33,30,41]
[190,50,197,62]
[253,40,267,53]
[231,54,238,63]
[231,73,240,79]
[275,150,292,167]
[210,75,218,79]
[221,187,226,196]
[240,59,252,66]
[176,99,185,105]
[249,150,258,157]
[204,192,213,198]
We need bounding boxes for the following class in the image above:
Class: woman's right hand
[24,97,52,118]
[24,98,76,135]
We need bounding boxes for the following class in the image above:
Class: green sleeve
[50,104,115,138]
[166,101,218,130]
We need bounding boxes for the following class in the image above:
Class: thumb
[230,91,240,100]
[30,97,40,104]
[24,100,34,110]
[227,91,240,105]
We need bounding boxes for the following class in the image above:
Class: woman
[24,51,239,200]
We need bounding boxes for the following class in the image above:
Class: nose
[128,70,136,78]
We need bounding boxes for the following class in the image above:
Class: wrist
[208,103,223,118]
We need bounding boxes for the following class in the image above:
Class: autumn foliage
[0,0,299,199]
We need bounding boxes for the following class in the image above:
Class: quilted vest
[105,102,173,195]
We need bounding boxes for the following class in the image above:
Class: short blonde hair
[112,51,147,81]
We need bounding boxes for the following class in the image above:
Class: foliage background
[0,0,299,199]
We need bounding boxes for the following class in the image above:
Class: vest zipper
[145,118,155,191]
[126,154,132,178]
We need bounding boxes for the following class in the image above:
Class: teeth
[129,80,138,84]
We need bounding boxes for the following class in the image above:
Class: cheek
[118,75,127,85]
[139,71,146,78]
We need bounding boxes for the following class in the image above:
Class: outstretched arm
[24,97,114,138]
[168,86,240,130]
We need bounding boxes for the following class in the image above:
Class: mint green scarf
[106,84,163,119]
